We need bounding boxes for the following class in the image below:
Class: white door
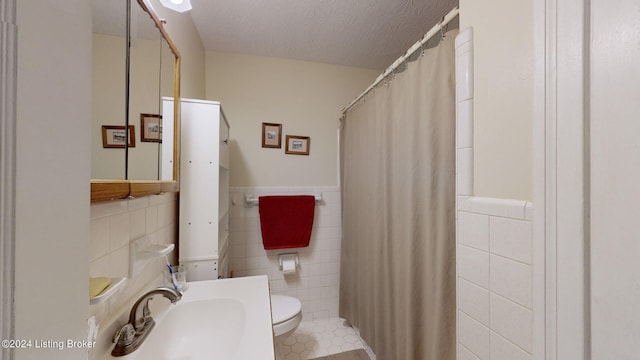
[541,0,640,358]
[589,0,640,357]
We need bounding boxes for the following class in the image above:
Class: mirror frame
[91,0,181,202]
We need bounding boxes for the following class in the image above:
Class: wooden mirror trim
[91,0,181,202]
[91,180,131,202]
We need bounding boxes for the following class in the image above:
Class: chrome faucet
[111,287,182,357]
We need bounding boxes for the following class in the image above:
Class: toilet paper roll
[282,259,296,274]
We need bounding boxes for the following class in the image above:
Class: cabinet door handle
[223,139,229,145]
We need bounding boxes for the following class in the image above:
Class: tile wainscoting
[229,186,342,320]
[456,197,533,360]
[88,192,178,359]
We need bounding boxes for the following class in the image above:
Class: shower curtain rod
[341,6,459,114]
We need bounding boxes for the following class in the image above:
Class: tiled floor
[276,317,373,360]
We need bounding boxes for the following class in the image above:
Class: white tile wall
[490,293,532,353]
[490,332,532,360]
[457,212,490,251]
[456,100,474,149]
[457,245,490,289]
[455,28,475,201]
[88,192,178,360]
[489,255,532,308]
[489,217,532,264]
[459,344,482,360]
[455,28,474,103]
[455,28,534,360]
[458,278,490,326]
[229,186,342,320]
[457,199,534,360]
[468,197,528,219]
[458,311,490,359]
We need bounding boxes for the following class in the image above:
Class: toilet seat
[271,295,302,338]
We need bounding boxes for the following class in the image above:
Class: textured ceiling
[190,0,458,70]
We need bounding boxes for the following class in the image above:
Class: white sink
[119,276,275,360]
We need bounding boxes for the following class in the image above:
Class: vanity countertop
[119,275,275,360]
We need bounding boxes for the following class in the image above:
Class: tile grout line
[489,328,534,357]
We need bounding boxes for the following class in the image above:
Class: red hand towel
[258,195,316,250]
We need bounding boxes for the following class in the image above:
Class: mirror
[91,0,180,201]
[127,5,176,180]
[91,0,127,180]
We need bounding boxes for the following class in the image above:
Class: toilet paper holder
[278,253,299,271]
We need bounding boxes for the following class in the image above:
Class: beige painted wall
[148,0,206,99]
[205,52,378,187]
[15,1,91,359]
[460,0,534,201]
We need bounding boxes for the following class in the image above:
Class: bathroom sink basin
[140,299,245,358]
[119,276,274,360]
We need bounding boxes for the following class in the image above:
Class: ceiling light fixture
[159,0,192,13]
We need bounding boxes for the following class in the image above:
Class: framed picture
[140,113,162,143]
[285,135,310,155]
[262,122,282,148]
[102,125,136,148]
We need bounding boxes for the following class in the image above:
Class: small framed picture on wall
[262,122,282,148]
[285,135,310,156]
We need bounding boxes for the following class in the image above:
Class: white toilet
[270,295,303,341]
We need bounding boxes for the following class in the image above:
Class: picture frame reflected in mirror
[140,113,162,143]
[102,125,136,148]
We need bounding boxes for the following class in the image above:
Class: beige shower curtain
[339,31,457,360]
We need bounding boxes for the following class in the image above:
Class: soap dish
[139,243,175,260]
[130,236,175,277]
[90,277,127,305]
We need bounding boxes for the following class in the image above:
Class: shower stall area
[339,8,459,359]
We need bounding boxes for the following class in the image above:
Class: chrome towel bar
[244,193,322,207]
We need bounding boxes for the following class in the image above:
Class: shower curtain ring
[439,17,449,43]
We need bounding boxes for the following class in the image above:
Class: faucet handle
[112,323,135,346]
